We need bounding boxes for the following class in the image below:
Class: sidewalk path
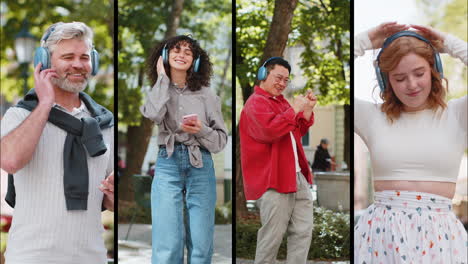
[118,224,232,264]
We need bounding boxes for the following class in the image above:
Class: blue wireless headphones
[375,31,443,92]
[257,57,283,80]
[33,26,100,76]
[162,43,201,73]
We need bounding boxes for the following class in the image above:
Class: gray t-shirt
[140,74,228,167]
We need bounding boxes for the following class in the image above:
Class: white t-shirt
[289,132,301,172]
[354,31,467,183]
[1,101,113,264]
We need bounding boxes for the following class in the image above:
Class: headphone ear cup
[33,47,51,71]
[433,53,444,79]
[375,65,386,92]
[91,48,99,76]
[257,66,267,81]
[193,56,200,72]
[162,46,168,65]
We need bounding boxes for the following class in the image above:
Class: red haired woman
[354,22,467,263]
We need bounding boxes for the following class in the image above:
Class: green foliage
[0,219,6,253]
[118,0,233,129]
[310,207,350,259]
[235,0,350,106]
[0,0,114,111]
[291,0,350,105]
[236,207,350,260]
[0,232,6,253]
[118,200,151,224]
[235,0,273,90]
[215,201,232,224]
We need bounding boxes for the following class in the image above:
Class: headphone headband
[42,26,56,42]
[377,31,435,62]
[262,57,282,67]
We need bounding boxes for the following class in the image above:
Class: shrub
[118,200,151,224]
[215,201,232,224]
[236,206,350,260]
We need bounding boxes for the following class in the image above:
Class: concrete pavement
[118,224,232,264]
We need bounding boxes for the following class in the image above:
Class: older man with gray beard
[0,21,114,264]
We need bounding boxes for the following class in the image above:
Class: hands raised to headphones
[157,56,166,76]
[368,22,409,49]
[34,62,57,107]
[410,24,446,52]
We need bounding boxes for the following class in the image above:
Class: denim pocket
[158,147,168,158]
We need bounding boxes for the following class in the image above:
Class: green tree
[292,0,351,170]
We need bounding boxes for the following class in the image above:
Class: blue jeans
[151,144,216,264]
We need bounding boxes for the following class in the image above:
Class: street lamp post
[15,19,36,95]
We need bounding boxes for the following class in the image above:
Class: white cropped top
[354,31,467,183]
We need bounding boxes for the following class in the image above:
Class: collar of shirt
[171,82,188,94]
[54,100,90,117]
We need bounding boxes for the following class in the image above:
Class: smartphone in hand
[182,114,198,126]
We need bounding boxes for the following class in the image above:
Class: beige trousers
[254,173,314,264]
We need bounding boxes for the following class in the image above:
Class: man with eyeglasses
[239,57,317,264]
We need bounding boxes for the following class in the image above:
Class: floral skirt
[354,190,467,264]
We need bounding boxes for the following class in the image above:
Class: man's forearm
[1,102,52,173]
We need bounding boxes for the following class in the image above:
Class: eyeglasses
[273,75,291,85]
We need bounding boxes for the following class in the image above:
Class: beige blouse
[140,74,228,168]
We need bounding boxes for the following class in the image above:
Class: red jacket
[239,86,314,200]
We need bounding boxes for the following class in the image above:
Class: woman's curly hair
[378,31,448,122]
[147,35,213,91]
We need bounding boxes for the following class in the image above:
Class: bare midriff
[374,180,456,199]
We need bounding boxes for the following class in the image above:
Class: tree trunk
[119,66,154,201]
[235,126,248,218]
[166,0,185,38]
[119,0,184,201]
[107,0,114,62]
[119,118,154,201]
[236,0,299,218]
[261,0,299,63]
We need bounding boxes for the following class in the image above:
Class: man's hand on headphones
[34,62,57,108]
[368,22,409,49]
[157,56,166,76]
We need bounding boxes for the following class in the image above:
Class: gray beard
[51,75,88,93]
